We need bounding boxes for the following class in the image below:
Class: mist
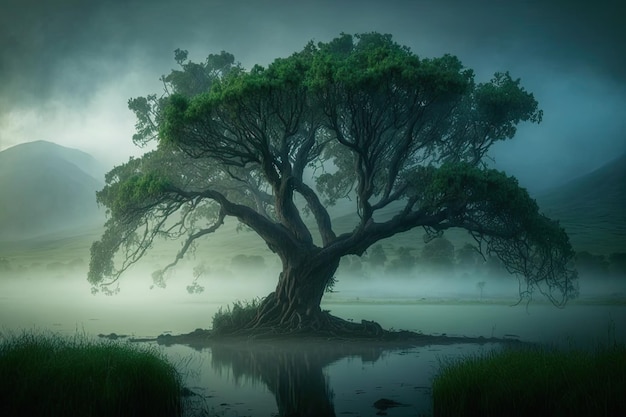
[1,1,625,415]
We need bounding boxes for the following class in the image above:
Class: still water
[1,276,625,416]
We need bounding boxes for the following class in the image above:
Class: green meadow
[0,331,184,417]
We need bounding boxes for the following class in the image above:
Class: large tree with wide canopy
[89,33,577,335]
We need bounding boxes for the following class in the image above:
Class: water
[1,276,624,416]
[166,340,497,416]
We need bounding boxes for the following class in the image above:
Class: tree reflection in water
[208,339,394,417]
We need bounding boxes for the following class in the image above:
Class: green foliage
[386,246,417,273]
[128,49,238,146]
[185,263,209,294]
[576,251,610,277]
[212,299,261,335]
[417,162,577,304]
[325,274,338,293]
[474,72,543,137]
[367,244,387,268]
[421,237,456,268]
[433,343,626,417]
[572,251,626,279]
[483,255,507,278]
[98,173,170,218]
[0,331,183,417]
[609,252,626,277]
[89,31,576,308]
[456,243,482,269]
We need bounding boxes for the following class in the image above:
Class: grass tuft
[432,343,626,417]
[211,298,261,334]
[0,330,184,417]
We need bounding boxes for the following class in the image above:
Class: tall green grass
[211,298,261,334]
[0,331,184,417]
[432,343,626,417]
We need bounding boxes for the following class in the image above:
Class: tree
[89,33,577,335]
[231,254,266,270]
[575,251,610,278]
[0,258,11,272]
[456,243,482,269]
[608,252,626,277]
[476,281,486,300]
[421,237,456,271]
[367,244,387,268]
[386,246,417,274]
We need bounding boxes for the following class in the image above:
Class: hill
[535,152,626,254]
[0,141,106,240]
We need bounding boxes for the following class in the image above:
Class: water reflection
[165,338,501,417]
[210,340,341,416]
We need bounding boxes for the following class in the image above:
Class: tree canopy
[89,33,577,332]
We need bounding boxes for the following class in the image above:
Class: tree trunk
[242,252,386,337]
[250,253,340,331]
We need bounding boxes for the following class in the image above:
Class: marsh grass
[0,330,183,417]
[432,342,626,417]
[211,298,262,334]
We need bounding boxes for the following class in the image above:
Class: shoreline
[118,327,529,351]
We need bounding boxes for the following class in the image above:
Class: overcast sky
[1,0,624,192]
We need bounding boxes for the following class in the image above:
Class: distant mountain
[0,141,106,240]
[535,153,626,254]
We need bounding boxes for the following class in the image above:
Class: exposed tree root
[215,293,388,339]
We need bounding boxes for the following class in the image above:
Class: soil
[129,326,527,350]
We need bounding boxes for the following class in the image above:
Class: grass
[432,342,626,417]
[211,298,262,334]
[0,330,184,417]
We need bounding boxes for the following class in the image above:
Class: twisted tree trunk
[236,251,385,337]
[249,253,339,331]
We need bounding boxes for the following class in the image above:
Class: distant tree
[608,252,626,277]
[231,254,266,269]
[0,258,11,272]
[421,237,455,270]
[476,280,486,300]
[88,33,577,335]
[456,243,482,270]
[367,244,388,268]
[339,255,363,274]
[68,258,85,270]
[575,251,610,278]
[482,255,506,278]
[386,246,417,274]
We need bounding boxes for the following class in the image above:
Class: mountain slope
[0,141,106,240]
[535,152,626,254]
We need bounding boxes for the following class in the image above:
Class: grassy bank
[432,342,626,417]
[0,331,184,417]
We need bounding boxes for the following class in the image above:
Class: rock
[373,398,405,410]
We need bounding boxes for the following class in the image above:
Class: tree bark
[249,253,340,331]
[235,251,386,337]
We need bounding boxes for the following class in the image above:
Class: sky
[1,0,625,192]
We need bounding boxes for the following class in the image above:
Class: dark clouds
[1,0,625,189]
[3,0,624,99]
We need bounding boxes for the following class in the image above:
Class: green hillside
[0,141,106,240]
[535,153,626,254]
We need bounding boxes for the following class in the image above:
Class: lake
[1,275,625,416]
